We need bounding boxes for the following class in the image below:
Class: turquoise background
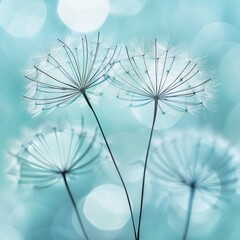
[1,0,240,239]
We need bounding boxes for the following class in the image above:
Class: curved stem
[62,173,89,240]
[81,90,137,240]
[182,187,195,240]
[137,99,158,240]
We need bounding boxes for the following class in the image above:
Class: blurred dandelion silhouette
[9,120,102,240]
[23,33,137,239]
[108,39,215,239]
[149,131,239,240]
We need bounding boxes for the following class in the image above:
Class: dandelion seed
[108,39,215,239]
[24,32,116,116]
[24,33,137,239]
[149,131,239,240]
[9,120,101,240]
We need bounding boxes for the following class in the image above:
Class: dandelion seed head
[24,33,117,116]
[109,40,215,128]
[8,121,101,188]
[149,130,240,211]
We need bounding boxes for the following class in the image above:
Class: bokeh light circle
[0,0,46,38]
[172,0,221,41]
[83,184,130,230]
[109,0,146,16]
[57,0,109,33]
[219,46,240,102]
[208,41,240,64]
[225,101,240,141]
[193,22,240,54]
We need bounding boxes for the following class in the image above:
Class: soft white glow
[109,0,146,16]
[57,0,109,33]
[83,184,130,230]
[0,0,46,37]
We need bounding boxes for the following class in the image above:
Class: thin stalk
[137,99,158,240]
[62,173,89,240]
[182,187,195,240]
[81,90,137,240]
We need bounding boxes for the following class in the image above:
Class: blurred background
[1,0,240,239]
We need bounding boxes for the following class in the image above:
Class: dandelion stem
[62,173,89,240]
[137,99,158,240]
[182,187,195,240]
[81,90,137,240]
